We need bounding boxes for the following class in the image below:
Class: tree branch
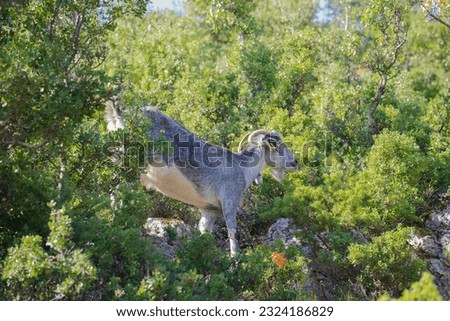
[57,148,67,200]
[16,139,48,149]
[368,73,387,145]
[367,9,407,146]
[421,4,450,29]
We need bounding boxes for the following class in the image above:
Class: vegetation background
[0,0,449,300]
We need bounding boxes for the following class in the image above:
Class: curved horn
[237,129,271,153]
[248,129,270,143]
[237,131,252,153]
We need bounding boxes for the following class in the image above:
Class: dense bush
[335,131,428,234]
[2,205,96,300]
[379,272,442,301]
[1,0,448,301]
[136,234,308,300]
[348,228,426,298]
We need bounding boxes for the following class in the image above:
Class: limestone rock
[408,232,441,258]
[263,218,313,257]
[413,206,450,300]
[142,217,192,259]
[425,207,450,231]
[440,233,450,253]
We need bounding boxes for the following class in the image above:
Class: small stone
[429,259,449,277]
[426,207,450,230]
[440,233,450,254]
[408,232,441,258]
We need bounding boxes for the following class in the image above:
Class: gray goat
[106,104,298,256]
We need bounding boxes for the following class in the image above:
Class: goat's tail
[105,99,125,132]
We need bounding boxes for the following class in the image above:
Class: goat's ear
[105,101,116,123]
[105,100,125,132]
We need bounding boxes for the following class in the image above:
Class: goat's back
[143,107,197,142]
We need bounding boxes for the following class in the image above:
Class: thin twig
[421,4,450,29]
[17,139,48,149]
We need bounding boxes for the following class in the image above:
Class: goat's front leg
[221,201,239,257]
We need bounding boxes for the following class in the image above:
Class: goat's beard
[271,168,285,182]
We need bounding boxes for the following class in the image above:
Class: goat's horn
[238,132,252,153]
[248,129,270,143]
[238,129,271,153]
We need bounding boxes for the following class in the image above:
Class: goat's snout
[287,159,299,170]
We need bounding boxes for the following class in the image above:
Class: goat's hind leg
[198,208,220,233]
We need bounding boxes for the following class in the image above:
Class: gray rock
[265,207,450,300]
[429,259,448,277]
[440,233,450,254]
[425,207,450,231]
[143,218,192,259]
[419,205,450,300]
[264,218,313,257]
[408,232,441,258]
[144,217,192,239]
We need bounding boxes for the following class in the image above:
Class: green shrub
[348,228,426,298]
[0,154,57,258]
[379,272,442,301]
[136,234,309,301]
[137,233,235,301]
[176,233,233,276]
[70,187,162,300]
[335,131,428,233]
[231,242,308,300]
[2,204,96,300]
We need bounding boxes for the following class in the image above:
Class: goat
[105,103,299,256]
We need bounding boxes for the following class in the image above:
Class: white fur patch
[271,168,285,182]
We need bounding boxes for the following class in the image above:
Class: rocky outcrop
[408,206,450,300]
[142,209,261,258]
[143,206,450,300]
[142,217,193,259]
[264,209,450,301]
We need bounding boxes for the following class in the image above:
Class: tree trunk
[368,73,387,146]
